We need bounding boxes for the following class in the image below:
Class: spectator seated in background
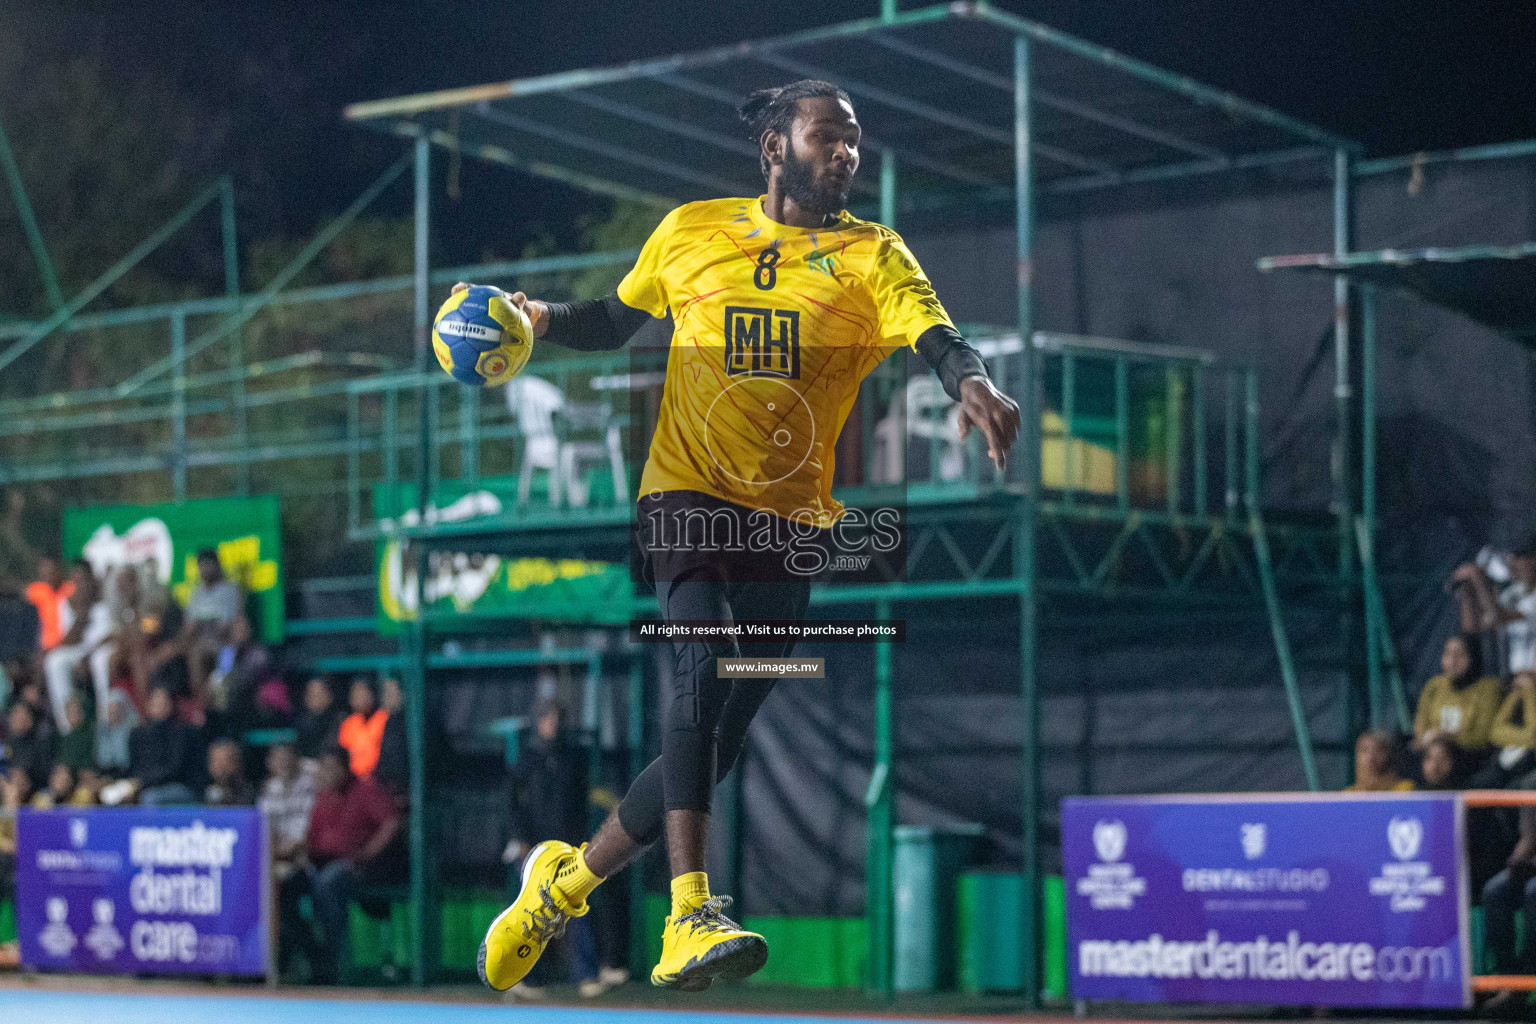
[56,694,95,774]
[206,617,281,737]
[31,763,91,809]
[0,771,31,901]
[179,549,244,702]
[3,700,53,794]
[1413,634,1502,763]
[126,684,202,806]
[1487,671,1536,785]
[295,677,344,764]
[504,698,615,999]
[374,677,407,798]
[1420,734,1468,790]
[95,688,137,777]
[204,738,254,806]
[286,745,402,984]
[337,676,387,780]
[127,570,189,706]
[1481,798,1536,1014]
[261,741,318,979]
[1454,541,1536,677]
[1345,729,1414,792]
[42,562,112,734]
[24,557,73,654]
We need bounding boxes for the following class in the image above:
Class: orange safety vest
[338,708,389,778]
[25,580,74,650]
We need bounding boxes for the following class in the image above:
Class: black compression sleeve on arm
[540,294,653,352]
[915,324,990,402]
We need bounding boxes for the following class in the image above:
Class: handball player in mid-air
[469,79,1021,993]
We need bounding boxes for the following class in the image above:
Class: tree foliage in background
[0,10,657,582]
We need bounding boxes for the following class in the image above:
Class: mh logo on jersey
[724,306,800,379]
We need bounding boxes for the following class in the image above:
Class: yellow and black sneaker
[478,841,589,991]
[651,895,768,991]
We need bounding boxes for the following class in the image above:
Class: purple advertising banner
[1063,793,1470,1008]
[16,806,270,977]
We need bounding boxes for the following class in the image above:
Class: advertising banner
[374,479,630,633]
[1063,793,1469,1008]
[63,495,284,642]
[16,807,269,978]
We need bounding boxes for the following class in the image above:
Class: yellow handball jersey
[619,196,955,527]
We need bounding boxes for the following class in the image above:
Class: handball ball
[431,285,533,386]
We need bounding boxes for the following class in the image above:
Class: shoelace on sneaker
[520,883,569,944]
[677,895,740,936]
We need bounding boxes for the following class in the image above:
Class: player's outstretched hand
[957,376,1022,471]
[450,282,549,337]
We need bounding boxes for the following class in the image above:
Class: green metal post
[881,0,897,21]
[414,137,433,514]
[628,657,648,979]
[1114,356,1129,514]
[347,390,361,532]
[1014,32,1043,1010]
[384,387,399,515]
[220,176,249,496]
[1224,371,1239,522]
[0,117,64,312]
[1247,371,1319,791]
[460,387,479,485]
[404,541,432,986]
[1360,285,1382,726]
[865,598,894,998]
[171,310,187,502]
[1164,365,1182,518]
[1192,365,1207,516]
[1332,147,1360,741]
[1061,351,1076,507]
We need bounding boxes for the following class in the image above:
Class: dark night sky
[10,0,1536,264]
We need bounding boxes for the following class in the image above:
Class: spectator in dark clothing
[295,677,344,762]
[128,685,202,806]
[1420,734,1467,789]
[57,694,95,772]
[4,700,53,792]
[374,677,408,797]
[506,699,606,995]
[286,746,402,984]
[204,738,254,806]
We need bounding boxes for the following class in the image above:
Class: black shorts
[633,490,829,589]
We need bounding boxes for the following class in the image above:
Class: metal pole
[1360,285,1382,727]
[1247,370,1319,791]
[171,310,186,502]
[414,137,433,514]
[1014,32,1043,1010]
[405,542,431,986]
[221,176,249,496]
[627,657,648,980]
[1061,352,1076,507]
[865,597,895,999]
[0,117,64,312]
[1192,365,1207,516]
[1332,148,1358,737]
[1114,356,1129,514]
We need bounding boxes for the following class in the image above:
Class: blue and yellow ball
[431,285,533,387]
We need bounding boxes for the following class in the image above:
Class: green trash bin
[893,823,984,992]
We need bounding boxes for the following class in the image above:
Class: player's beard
[780,143,851,218]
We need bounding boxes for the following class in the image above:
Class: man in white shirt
[43,562,113,731]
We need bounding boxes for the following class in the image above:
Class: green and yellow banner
[373,478,630,633]
[63,495,284,642]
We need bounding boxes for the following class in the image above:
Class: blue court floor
[0,988,1007,1024]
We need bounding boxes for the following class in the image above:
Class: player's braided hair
[739,79,853,180]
